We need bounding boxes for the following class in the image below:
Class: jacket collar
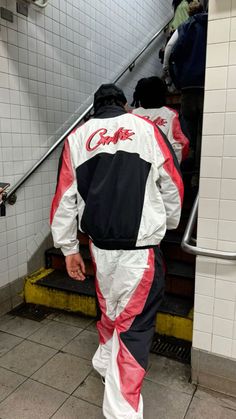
[94,105,127,119]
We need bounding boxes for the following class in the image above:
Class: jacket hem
[91,239,159,251]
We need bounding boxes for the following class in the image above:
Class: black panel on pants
[120,248,165,370]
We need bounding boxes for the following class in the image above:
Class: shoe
[101,376,105,385]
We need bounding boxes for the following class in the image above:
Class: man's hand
[65,253,86,281]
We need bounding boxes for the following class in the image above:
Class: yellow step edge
[24,268,193,342]
[24,268,96,317]
[156,313,193,342]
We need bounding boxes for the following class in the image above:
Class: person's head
[172,0,182,12]
[93,84,127,114]
[131,77,167,109]
[188,0,204,16]
[172,0,192,11]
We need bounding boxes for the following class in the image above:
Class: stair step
[166,259,195,280]
[37,270,96,297]
[24,268,193,342]
[162,244,195,264]
[165,276,194,298]
[37,270,192,318]
[164,259,195,297]
[46,246,195,298]
[159,293,193,317]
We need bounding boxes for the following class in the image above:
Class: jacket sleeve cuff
[61,241,80,256]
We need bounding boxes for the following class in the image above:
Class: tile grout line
[71,367,94,394]
[183,385,198,418]
[0,315,97,361]
[144,376,196,397]
[0,371,28,406]
[0,322,101,417]
[0,314,99,412]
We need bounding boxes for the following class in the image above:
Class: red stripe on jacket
[171,109,189,161]
[133,114,184,206]
[50,139,74,224]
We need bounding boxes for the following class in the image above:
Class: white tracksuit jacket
[50,107,184,255]
[132,106,189,164]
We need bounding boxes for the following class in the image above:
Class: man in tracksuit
[131,76,189,164]
[50,84,184,419]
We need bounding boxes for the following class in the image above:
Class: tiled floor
[0,311,236,418]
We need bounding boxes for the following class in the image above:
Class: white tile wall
[212,335,232,357]
[225,112,236,133]
[209,0,231,20]
[194,312,213,334]
[219,200,236,220]
[197,237,217,250]
[201,136,224,157]
[213,317,234,339]
[198,198,219,219]
[226,89,236,111]
[200,156,222,177]
[199,178,221,199]
[204,90,227,113]
[197,218,218,239]
[195,275,215,297]
[214,298,235,320]
[205,67,228,90]
[207,19,231,44]
[194,0,236,361]
[0,0,173,288]
[215,278,236,301]
[192,330,212,351]
[206,43,229,67]
[194,294,214,315]
[202,113,225,135]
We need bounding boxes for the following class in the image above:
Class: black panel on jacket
[76,151,151,250]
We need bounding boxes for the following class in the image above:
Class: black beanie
[94,84,127,108]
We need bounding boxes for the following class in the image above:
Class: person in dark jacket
[163,1,208,181]
[200,0,208,11]
[50,84,183,419]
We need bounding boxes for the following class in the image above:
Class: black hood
[94,84,127,108]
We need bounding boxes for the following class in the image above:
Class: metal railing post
[181,193,236,260]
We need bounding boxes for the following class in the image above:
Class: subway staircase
[23,162,196,344]
[23,92,197,343]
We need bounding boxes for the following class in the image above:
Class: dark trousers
[180,88,204,172]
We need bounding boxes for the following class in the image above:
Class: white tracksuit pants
[90,243,165,419]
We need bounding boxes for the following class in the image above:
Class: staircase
[24,174,196,343]
[23,93,197,343]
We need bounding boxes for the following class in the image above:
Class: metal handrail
[181,193,236,260]
[7,19,171,201]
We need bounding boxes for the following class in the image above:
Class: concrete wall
[193,0,236,364]
[0,0,172,297]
